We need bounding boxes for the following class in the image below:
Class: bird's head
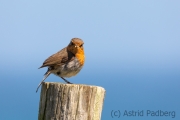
[67,38,84,54]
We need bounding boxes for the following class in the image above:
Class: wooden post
[38,82,106,120]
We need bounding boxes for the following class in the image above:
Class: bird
[36,38,85,92]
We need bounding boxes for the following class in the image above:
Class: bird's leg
[61,77,73,84]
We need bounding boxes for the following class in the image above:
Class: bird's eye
[80,44,83,47]
[71,42,74,45]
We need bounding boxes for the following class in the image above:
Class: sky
[0,0,180,120]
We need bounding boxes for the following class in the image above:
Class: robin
[36,38,85,92]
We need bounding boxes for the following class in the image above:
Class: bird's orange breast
[75,48,85,66]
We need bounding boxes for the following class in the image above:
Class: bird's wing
[39,47,74,68]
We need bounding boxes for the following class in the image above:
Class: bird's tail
[36,71,51,93]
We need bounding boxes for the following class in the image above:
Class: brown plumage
[39,47,74,68]
[36,38,85,92]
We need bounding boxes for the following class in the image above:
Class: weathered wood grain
[38,82,105,120]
